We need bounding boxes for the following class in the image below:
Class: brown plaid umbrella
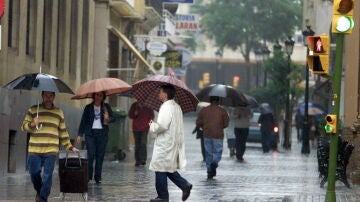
[72,78,131,99]
[132,74,199,113]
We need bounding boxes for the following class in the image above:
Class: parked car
[247,112,279,149]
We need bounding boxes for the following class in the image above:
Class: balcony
[109,0,143,19]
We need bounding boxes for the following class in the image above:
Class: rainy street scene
[0,0,360,202]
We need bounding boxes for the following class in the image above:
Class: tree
[250,50,304,120]
[192,0,302,62]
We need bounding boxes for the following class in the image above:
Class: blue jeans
[204,138,223,172]
[155,171,190,199]
[27,155,56,202]
[85,129,108,181]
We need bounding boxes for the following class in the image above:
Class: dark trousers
[261,131,271,153]
[27,155,56,202]
[234,128,249,159]
[133,131,148,163]
[85,129,108,181]
[155,171,190,199]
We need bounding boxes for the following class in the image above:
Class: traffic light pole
[325,34,344,202]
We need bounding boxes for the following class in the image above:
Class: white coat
[149,99,187,172]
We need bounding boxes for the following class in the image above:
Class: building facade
[0,0,162,175]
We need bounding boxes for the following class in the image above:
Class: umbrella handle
[36,124,43,131]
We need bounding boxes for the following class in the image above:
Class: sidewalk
[0,115,359,201]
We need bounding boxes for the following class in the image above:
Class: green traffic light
[336,16,354,32]
[325,124,333,132]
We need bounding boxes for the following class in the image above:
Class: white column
[34,0,44,66]
[86,0,95,81]
[49,0,59,74]
[75,0,83,87]
[18,0,28,57]
[63,0,71,78]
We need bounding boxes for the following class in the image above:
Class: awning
[108,26,152,71]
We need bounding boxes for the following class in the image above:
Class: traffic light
[233,76,240,87]
[307,35,330,74]
[202,72,210,85]
[324,114,337,134]
[332,0,355,34]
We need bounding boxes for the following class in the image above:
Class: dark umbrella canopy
[196,84,247,107]
[244,94,259,108]
[259,103,273,114]
[132,74,199,113]
[4,73,74,94]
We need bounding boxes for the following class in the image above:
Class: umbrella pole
[36,98,43,130]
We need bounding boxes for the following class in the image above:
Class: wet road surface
[0,115,359,201]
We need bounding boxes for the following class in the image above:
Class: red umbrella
[132,74,199,113]
[72,78,131,99]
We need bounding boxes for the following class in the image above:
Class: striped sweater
[21,104,73,155]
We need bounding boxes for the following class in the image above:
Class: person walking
[192,125,205,162]
[295,109,303,142]
[129,101,154,166]
[21,91,78,202]
[258,112,275,153]
[196,96,229,179]
[149,84,192,202]
[76,91,114,184]
[233,106,252,162]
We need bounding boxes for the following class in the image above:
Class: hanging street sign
[146,41,167,56]
[175,14,199,32]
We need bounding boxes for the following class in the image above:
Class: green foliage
[250,50,304,117]
[192,0,302,62]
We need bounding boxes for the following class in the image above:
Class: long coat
[149,100,186,172]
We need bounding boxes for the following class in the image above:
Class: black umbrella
[4,73,74,94]
[196,84,247,107]
[244,94,259,108]
[3,72,74,130]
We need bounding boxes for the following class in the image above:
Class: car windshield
[250,113,261,123]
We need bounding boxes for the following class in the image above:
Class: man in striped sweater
[21,91,78,202]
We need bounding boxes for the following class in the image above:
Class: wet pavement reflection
[0,116,359,201]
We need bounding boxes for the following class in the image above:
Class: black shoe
[237,157,244,162]
[150,197,169,202]
[35,193,40,202]
[141,161,146,165]
[135,162,141,166]
[182,184,192,201]
[207,172,214,179]
[95,180,101,184]
[210,162,217,177]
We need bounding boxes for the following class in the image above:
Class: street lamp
[262,46,271,87]
[283,36,295,149]
[254,45,270,87]
[215,49,223,84]
[301,26,315,154]
[254,49,263,87]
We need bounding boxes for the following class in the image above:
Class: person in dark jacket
[258,112,275,153]
[76,91,115,184]
[196,96,229,179]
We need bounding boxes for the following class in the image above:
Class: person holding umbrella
[148,84,192,202]
[196,96,229,179]
[76,91,115,184]
[21,91,78,202]
[258,103,275,153]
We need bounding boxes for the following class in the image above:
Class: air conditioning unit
[150,57,166,75]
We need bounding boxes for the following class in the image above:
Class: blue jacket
[78,103,115,136]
